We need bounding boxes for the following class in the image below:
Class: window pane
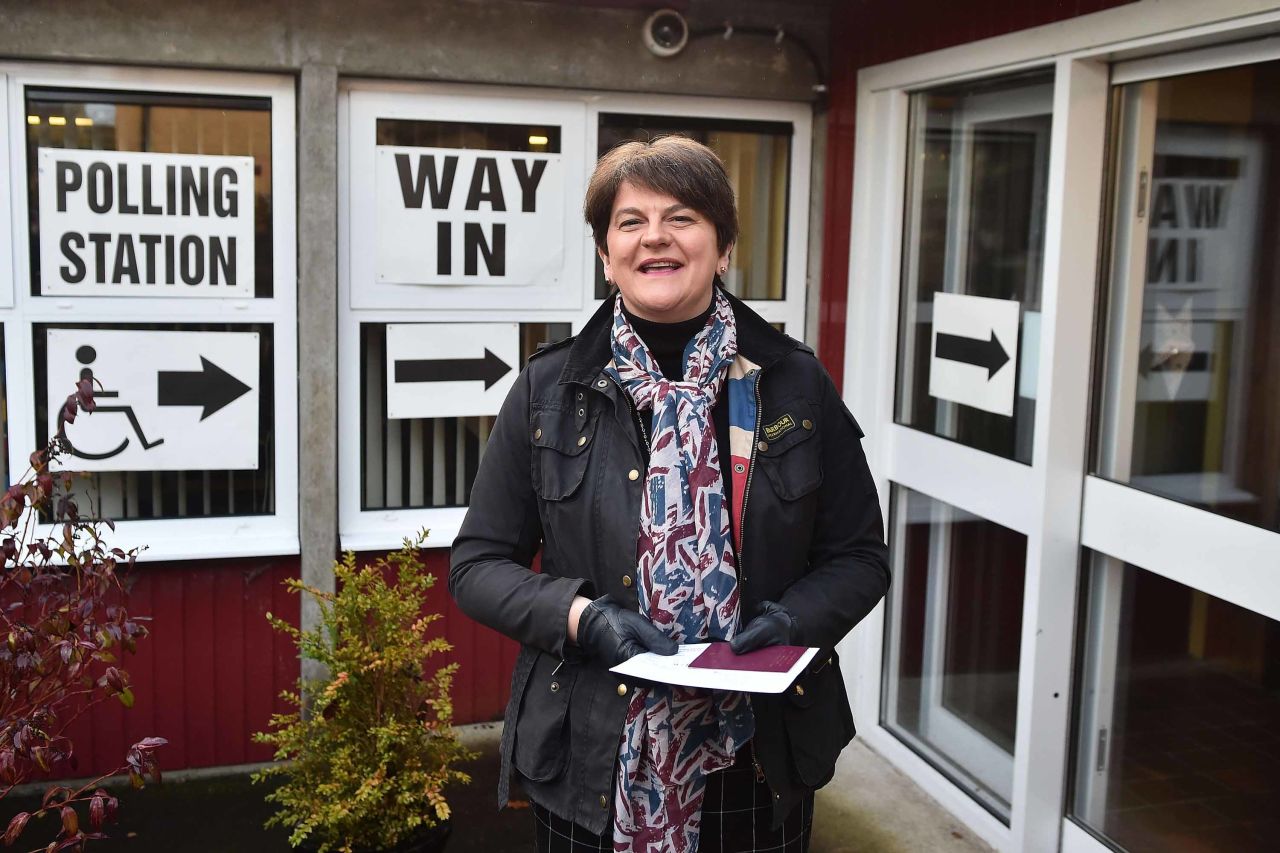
[360,322,569,510]
[1094,62,1280,533]
[25,89,274,297]
[595,114,792,302]
[882,484,1026,820]
[894,72,1053,463]
[0,326,7,489]
[34,323,275,520]
[1071,553,1280,851]
[376,118,561,153]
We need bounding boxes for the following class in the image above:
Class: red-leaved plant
[0,377,164,851]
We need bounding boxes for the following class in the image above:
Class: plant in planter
[1,379,164,850]
[252,531,473,853]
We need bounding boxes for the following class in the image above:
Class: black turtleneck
[621,298,714,381]
[619,295,734,516]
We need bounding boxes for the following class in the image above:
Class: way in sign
[934,330,1011,379]
[928,292,1020,417]
[394,350,512,390]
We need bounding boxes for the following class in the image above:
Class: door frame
[839,3,1280,852]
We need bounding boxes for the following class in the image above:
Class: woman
[450,136,889,852]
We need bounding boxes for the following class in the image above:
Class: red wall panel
[60,544,522,781]
[817,0,1137,387]
[59,557,301,779]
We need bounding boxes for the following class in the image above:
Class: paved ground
[4,723,993,851]
[810,739,992,853]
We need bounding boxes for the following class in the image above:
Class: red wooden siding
[60,557,300,778]
[817,0,1138,386]
[61,549,518,780]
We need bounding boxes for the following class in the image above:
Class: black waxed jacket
[448,290,890,835]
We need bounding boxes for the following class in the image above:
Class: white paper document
[609,643,820,694]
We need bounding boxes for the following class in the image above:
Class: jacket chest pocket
[757,399,822,500]
[530,408,596,501]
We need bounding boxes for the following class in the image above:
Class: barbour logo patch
[763,413,796,442]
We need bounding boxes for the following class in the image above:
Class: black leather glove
[576,595,678,667]
[730,600,796,655]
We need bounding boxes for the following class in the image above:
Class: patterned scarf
[603,290,754,853]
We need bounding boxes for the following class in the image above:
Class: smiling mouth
[638,260,684,274]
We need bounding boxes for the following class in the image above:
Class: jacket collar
[558,281,801,386]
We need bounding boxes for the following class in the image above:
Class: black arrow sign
[395,349,512,390]
[935,330,1010,380]
[157,356,252,420]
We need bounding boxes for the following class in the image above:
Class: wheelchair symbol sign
[46,328,259,472]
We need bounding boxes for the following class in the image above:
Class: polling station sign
[38,148,255,297]
[375,146,563,286]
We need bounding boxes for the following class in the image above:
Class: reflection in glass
[596,114,792,302]
[894,72,1053,463]
[1071,554,1280,851]
[882,484,1026,820]
[1096,62,1280,532]
[25,90,274,298]
[360,323,570,510]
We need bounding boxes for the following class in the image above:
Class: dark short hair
[583,136,738,255]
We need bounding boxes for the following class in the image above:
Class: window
[339,84,812,550]
[1071,554,1280,852]
[594,114,793,303]
[882,484,1026,821]
[1095,60,1280,532]
[895,71,1054,463]
[1,65,297,560]
[358,322,568,511]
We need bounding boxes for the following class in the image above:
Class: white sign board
[385,323,518,420]
[375,146,563,287]
[929,292,1019,416]
[38,148,255,297]
[47,329,260,471]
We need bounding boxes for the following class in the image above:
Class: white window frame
[2,62,299,562]
[841,3,1280,853]
[338,80,812,552]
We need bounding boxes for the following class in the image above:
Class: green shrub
[252,531,473,853]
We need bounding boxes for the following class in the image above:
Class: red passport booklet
[688,642,809,673]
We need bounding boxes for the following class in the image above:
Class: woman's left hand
[729,600,796,654]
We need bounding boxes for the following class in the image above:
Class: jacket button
[550,681,560,692]
[577,435,587,447]
[578,408,586,417]
[794,684,805,697]
[617,683,628,696]
[597,379,608,388]
[628,469,640,481]
[599,794,608,808]
[802,419,813,430]
[622,575,633,587]
[534,428,543,439]
[576,391,584,401]
[757,440,769,452]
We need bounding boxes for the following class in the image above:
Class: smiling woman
[449,135,890,853]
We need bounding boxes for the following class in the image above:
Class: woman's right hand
[572,595,678,667]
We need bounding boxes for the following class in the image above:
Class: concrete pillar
[296,62,339,690]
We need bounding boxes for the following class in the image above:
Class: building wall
[1,0,830,779]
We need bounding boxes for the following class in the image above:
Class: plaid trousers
[530,750,815,853]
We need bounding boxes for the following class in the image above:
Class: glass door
[1070,48,1280,853]
[882,69,1055,823]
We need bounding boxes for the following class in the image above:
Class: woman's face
[600,181,731,323]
